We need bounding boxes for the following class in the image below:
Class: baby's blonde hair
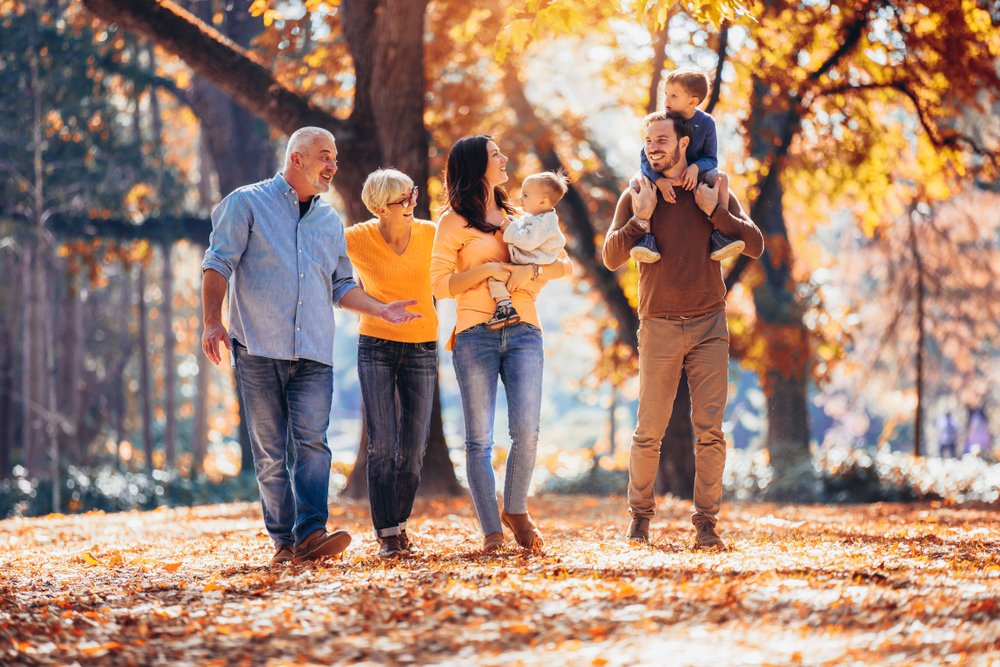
[361,168,414,214]
[524,170,570,205]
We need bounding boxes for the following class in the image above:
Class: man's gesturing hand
[631,176,657,223]
[695,180,721,216]
[379,300,422,325]
[202,321,232,366]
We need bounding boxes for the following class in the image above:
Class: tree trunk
[112,268,131,468]
[161,243,177,467]
[0,251,21,479]
[747,77,812,497]
[192,256,210,473]
[655,369,697,499]
[910,212,925,456]
[137,264,153,467]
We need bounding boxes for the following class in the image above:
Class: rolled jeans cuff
[374,525,402,538]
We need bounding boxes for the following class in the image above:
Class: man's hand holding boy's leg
[713,172,730,212]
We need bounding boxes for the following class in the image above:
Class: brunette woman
[430,136,573,552]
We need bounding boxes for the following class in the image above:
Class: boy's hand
[680,164,700,190]
[655,178,676,203]
[500,218,511,233]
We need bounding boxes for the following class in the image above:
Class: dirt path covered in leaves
[1,495,999,666]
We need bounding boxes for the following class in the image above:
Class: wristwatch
[531,264,543,281]
[630,215,650,229]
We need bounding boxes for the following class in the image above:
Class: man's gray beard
[311,177,330,193]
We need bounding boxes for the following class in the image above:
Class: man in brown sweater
[603,109,763,549]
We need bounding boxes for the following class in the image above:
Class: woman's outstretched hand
[379,299,422,325]
[504,264,535,293]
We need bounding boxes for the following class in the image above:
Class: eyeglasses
[387,186,418,209]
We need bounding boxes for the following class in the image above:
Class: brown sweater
[602,188,763,319]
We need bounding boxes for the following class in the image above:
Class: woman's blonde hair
[361,168,414,215]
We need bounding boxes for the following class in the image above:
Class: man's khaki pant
[628,311,729,524]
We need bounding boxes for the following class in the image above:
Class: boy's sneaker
[709,230,744,261]
[485,301,520,330]
[399,529,412,552]
[630,232,661,263]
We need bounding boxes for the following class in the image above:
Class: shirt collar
[272,172,317,205]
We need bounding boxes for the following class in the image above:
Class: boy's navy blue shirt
[640,108,718,182]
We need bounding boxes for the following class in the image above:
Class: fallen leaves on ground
[1,496,999,666]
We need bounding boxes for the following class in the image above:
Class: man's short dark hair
[642,110,693,142]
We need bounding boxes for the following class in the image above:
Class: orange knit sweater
[345,219,439,343]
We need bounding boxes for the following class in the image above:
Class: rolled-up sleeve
[330,223,359,307]
[202,191,251,280]
[430,215,461,300]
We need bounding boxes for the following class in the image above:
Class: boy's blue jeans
[232,343,333,548]
[452,323,544,536]
[357,335,437,538]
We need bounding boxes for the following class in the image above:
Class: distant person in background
[346,169,439,560]
[201,127,420,566]
[965,408,991,457]
[936,412,958,459]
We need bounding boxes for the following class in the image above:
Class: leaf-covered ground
[2,495,999,666]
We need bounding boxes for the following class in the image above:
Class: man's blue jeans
[452,323,544,536]
[357,335,437,538]
[233,343,333,548]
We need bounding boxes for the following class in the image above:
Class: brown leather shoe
[694,520,727,550]
[626,516,650,544]
[483,532,504,553]
[399,529,412,552]
[293,528,352,563]
[270,544,294,566]
[500,511,543,550]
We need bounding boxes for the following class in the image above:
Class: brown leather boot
[270,544,294,566]
[694,519,727,550]
[500,511,544,550]
[626,516,650,544]
[293,528,352,563]
[483,532,504,553]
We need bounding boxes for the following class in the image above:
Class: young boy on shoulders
[630,67,743,264]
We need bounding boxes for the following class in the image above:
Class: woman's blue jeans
[452,323,544,536]
[232,343,333,548]
[357,335,437,538]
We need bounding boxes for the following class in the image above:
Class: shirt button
[299,249,302,253]
[299,301,303,305]
[300,273,304,278]
[296,327,300,331]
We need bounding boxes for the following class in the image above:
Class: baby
[486,171,569,329]
[630,67,743,264]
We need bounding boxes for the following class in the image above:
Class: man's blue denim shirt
[202,173,358,367]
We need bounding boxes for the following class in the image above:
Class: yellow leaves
[262,9,283,27]
[81,551,102,566]
[248,0,268,17]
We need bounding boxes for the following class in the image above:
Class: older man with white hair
[201,126,420,565]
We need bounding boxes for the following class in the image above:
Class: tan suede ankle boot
[500,511,544,550]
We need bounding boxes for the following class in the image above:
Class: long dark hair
[444,134,516,233]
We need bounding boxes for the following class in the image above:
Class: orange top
[345,219,439,343]
[430,211,570,350]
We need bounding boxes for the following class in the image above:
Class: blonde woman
[345,169,439,559]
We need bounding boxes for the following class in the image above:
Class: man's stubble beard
[650,143,682,174]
